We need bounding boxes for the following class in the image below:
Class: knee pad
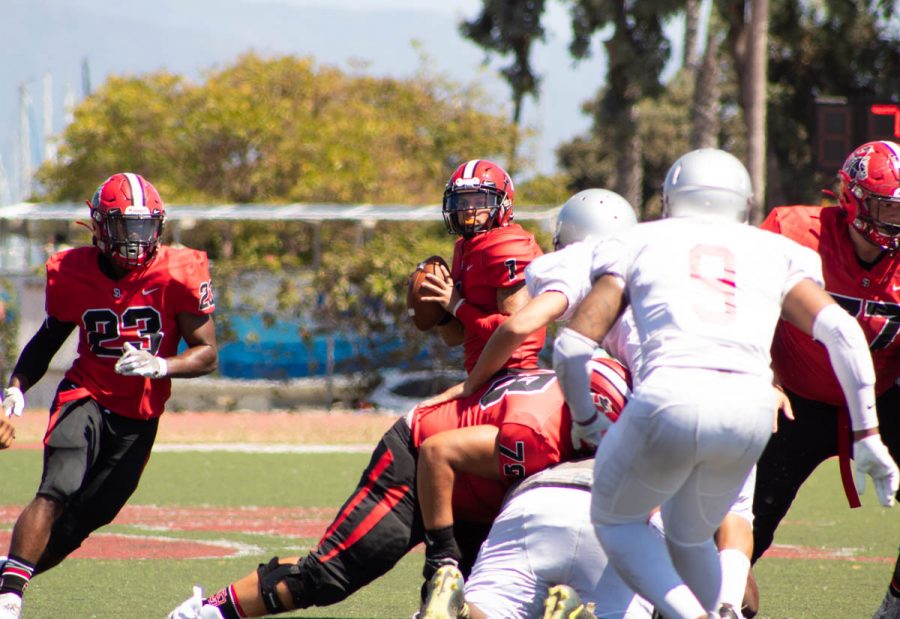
[257,556,307,614]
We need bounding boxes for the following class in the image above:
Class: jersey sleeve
[482,234,539,289]
[45,254,75,322]
[526,241,592,322]
[589,236,629,284]
[171,250,216,316]
[777,235,825,299]
[760,207,783,233]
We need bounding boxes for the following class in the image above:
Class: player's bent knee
[257,557,308,613]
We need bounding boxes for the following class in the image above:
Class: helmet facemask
[851,190,900,251]
[93,207,164,269]
[442,187,508,238]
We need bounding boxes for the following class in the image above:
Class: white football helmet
[553,188,637,250]
[662,148,753,223]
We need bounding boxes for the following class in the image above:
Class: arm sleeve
[13,316,76,390]
[454,302,506,339]
[811,303,878,431]
[552,327,601,426]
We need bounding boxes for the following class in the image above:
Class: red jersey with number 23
[410,358,630,522]
[451,224,545,373]
[762,205,900,403]
[45,245,215,420]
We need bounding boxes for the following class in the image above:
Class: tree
[461,0,547,174]
[35,54,525,388]
[719,0,900,208]
[37,53,520,206]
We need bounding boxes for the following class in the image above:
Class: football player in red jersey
[419,159,545,374]
[165,363,629,619]
[0,173,217,619]
[751,141,900,614]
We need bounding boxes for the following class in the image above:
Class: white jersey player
[420,459,656,619]
[553,148,899,619]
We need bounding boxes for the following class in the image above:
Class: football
[407,255,451,331]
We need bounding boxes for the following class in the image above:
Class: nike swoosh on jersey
[142,287,159,295]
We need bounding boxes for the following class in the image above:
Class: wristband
[451,298,465,317]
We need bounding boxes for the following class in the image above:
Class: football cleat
[541,585,596,619]
[0,593,21,619]
[419,564,469,619]
[717,602,741,618]
[873,591,900,619]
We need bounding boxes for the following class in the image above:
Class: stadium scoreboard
[814,98,900,172]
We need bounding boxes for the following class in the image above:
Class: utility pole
[43,71,56,161]
[18,82,32,201]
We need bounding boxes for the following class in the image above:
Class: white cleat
[0,593,22,619]
[167,585,205,619]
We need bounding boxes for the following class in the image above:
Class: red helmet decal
[838,141,900,251]
[588,356,632,424]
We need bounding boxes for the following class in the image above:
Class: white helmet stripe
[123,173,145,207]
[883,140,900,162]
[589,359,632,399]
[462,159,480,179]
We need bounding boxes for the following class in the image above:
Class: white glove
[2,386,25,418]
[115,342,168,378]
[853,434,899,507]
[167,585,221,619]
[571,412,612,452]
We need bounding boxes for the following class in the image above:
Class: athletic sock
[0,555,35,597]
[718,548,751,611]
[205,584,244,619]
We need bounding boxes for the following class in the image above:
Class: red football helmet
[587,356,632,425]
[442,159,515,237]
[88,173,166,268]
[837,140,900,251]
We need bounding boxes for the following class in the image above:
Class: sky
[0,0,686,204]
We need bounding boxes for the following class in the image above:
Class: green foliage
[0,277,18,383]
[558,0,900,213]
[763,0,900,205]
[516,173,571,208]
[38,53,520,206]
[34,53,527,383]
[312,221,461,385]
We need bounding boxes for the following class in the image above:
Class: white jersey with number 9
[590,218,824,385]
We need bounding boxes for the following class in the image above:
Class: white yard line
[152,443,373,453]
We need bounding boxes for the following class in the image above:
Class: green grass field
[1,448,896,618]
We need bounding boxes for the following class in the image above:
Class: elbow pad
[812,304,877,431]
[553,327,600,426]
